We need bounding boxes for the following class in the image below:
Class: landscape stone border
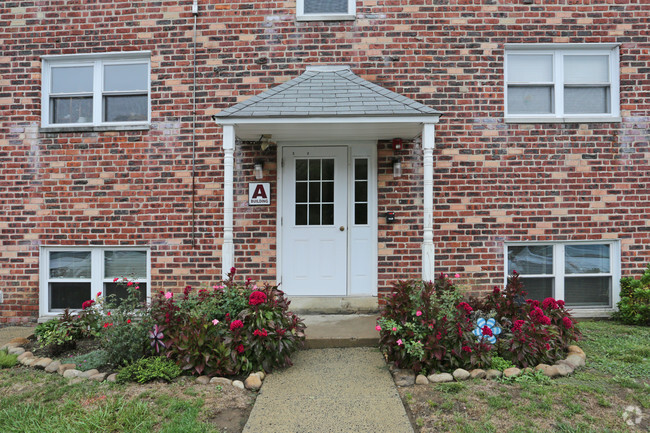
[1,337,265,391]
[391,345,587,386]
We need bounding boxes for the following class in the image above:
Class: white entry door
[281,147,348,296]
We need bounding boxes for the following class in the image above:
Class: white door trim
[276,141,378,297]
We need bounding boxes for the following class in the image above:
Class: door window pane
[104,251,147,279]
[355,204,368,225]
[322,182,334,202]
[309,160,321,180]
[296,160,308,181]
[50,251,91,279]
[520,277,554,302]
[322,204,334,225]
[104,64,148,91]
[355,181,368,203]
[507,86,554,114]
[508,245,553,275]
[309,182,320,202]
[354,159,368,180]
[304,0,348,14]
[565,277,610,307]
[296,183,308,203]
[564,55,609,83]
[565,244,610,274]
[309,204,320,225]
[50,282,91,310]
[103,95,148,122]
[564,87,610,114]
[51,66,93,93]
[51,97,93,124]
[508,54,553,82]
[295,204,308,225]
[322,159,334,180]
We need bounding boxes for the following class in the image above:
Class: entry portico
[215,65,440,308]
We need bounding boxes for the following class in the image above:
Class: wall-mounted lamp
[392,158,402,179]
[257,134,276,151]
[254,161,264,180]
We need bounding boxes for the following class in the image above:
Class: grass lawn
[400,320,650,433]
[0,370,255,433]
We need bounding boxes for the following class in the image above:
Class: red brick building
[1,0,648,323]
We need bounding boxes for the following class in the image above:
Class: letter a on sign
[248,183,271,205]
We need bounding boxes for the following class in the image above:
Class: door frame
[276,141,378,297]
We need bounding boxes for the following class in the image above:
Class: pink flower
[392,327,397,332]
[454,273,460,278]
[444,274,448,278]
[375,325,381,331]
[396,339,403,346]
[416,310,422,317]
[212,319,220,325]
[135,286,140,290]
[164,292,173,299]
[230,319,244,331]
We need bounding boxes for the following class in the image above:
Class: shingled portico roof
[215,65,440,141]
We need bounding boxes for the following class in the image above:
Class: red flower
[526,299,540,307]
[230,319,244,331]
[457,302,473,314]
[277,329,286,336]
[81,300,95,310]
[562,317,573,329]
[253,328,268,337]
[481,325,493,337]
[557,300,565,308]
[545,343,551,350]
[230,267,237,275]
[540,315,551,325]
[127,319,131,324]
[492,286,500,295]
[107,312,111,316]
[236,344,245,354]
[542,297,559,310]
[96,292,102,297]
[512,320,525,332]
[462,346,472,353]
[103,323,113,328]
[249,290,267,306]
[436,331,442,341]
[113,278,119,283]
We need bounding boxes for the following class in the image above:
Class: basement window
[296,0,356,21]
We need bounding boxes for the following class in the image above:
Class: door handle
[339,226,345,231]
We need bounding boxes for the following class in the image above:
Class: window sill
[296,14,356,21]
[566,308,615,319]
[505,116,622,124]
[40,124,151,133]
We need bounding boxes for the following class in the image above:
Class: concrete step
[302,314,380,349]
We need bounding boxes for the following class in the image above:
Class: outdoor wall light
[254,161,264,180]
[393,158,402,179]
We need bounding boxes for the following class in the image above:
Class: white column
[422,123,436,281]
[222,125,235,278]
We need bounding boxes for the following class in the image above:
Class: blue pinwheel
[472,317,501,344]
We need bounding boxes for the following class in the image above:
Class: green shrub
[66,349,109,371]
[614,266,650,326]
[116,357,182,383]
[0,349,18,368]
[490,356,514,371]
[34,309,85,355]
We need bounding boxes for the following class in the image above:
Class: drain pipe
[191,0,199,247]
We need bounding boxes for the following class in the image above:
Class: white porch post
[222,125,235,278]
[422,123,436,281]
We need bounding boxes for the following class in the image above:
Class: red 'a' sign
[252,184,267,199]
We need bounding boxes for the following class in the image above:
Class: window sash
[296,0,356,20]
[505,242,618,308]
[42,55,150,127]
[42,248,150,313]
[504,47,619,119]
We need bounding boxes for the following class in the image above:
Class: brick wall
[1,0,648,321]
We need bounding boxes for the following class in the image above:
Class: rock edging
[1,338,265,391]
[391,345,587,386]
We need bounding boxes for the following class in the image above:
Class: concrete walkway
[243,347,413,433]
[303,314,379,348]
[0,326,35,347]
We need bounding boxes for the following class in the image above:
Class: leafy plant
[66,349,109,371]
[0,349,18,368]
[490,356,514,371]
[34,309,85,355]
[614,266,650,326]
[116,357,182,383]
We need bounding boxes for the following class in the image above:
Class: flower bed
[15,268,305,387]
[377,272,582,379]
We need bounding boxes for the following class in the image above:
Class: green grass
[0,350,18,369]
[0,369,224,433]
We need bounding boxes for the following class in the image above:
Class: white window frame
[504,241,621,315]
[296,0,356,21]
[39,246,151,320]
[41,52,151,129]
[504,44,620,123]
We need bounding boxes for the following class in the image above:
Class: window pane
[309,182,320,202]
[309,160,320,180]
[521,277,554,302]
[355,159,368,180]
[104,64,148,91]
[296,160,308,181]
[322,204,334,225]
[508,245,553,275]
[50,282,91,310]
[295,204,307,225]
[309,204,320,225]
[104,282,147,306]
[508,54,553,83]
[104,251,147,279]
[564,87,610,114]
[565,277,610,307]
[304,0,349,14]
[508,86,553,114]
[355,203,368,225]
[565,244,610,274]
[50,251,91,279]
[322,182,334,202]
[51,66,93,93]
[355,181,368,203]
[296,182,307,203]
[322,159,334,180]
[103,95,148,122]
[51,97,93,124]
[564,55,609,83]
